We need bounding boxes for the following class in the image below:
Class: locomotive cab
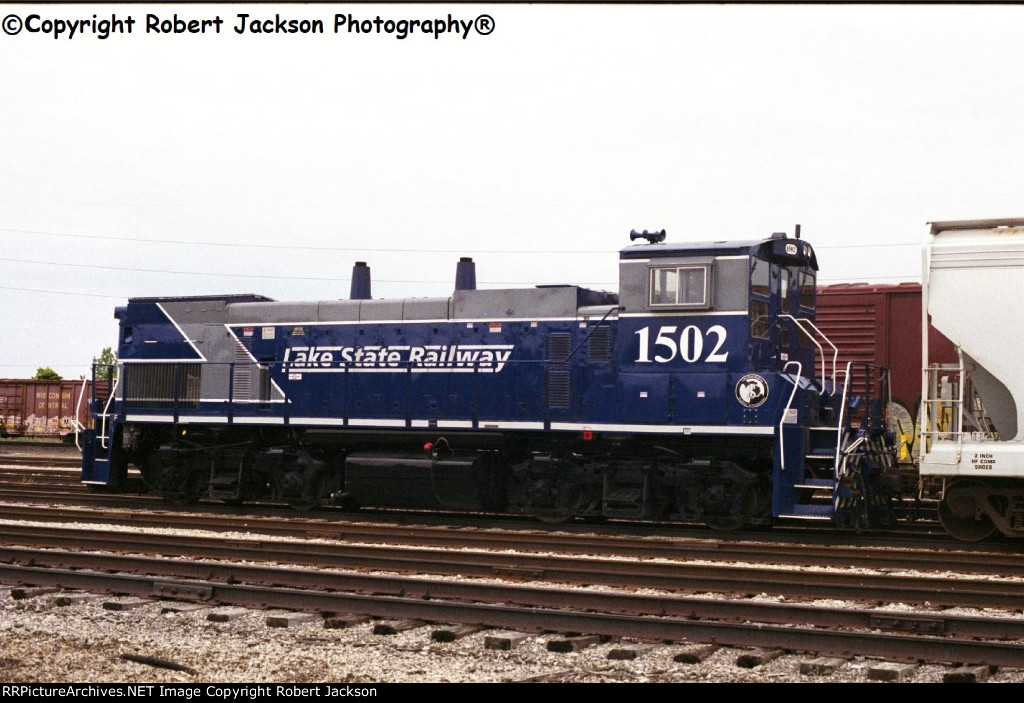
[611,229,894,529]
[616,230,824,423]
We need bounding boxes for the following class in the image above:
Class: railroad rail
[1,522,1022,609]
[4,552,1024,668]
[0,502,1017,575]
[0,454,80,469]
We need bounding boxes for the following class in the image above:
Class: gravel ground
[3,586,1024,684]
[2,513,1023,684]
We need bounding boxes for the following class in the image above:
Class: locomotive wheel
[530,482,600,523]
[287,472,327,511]
[704,514,745,531]
[147,450,205,505]
[163,470,206,505]
[938,480,998,542]
[704,485,758,532]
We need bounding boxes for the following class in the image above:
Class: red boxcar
[0,379,107,441]
[815,282,957,419]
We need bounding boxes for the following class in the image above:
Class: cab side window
[798,270,815,310]
[649,266,708,307]
[796,269,816,349]
[750,258,771,338]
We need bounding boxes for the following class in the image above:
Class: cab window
[750,300,770,338]
[749,257,772,339]
[750,258,770,297]
[650,266,708,307]
[798,270,815,310]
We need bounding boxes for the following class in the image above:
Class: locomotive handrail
[833,361,892,479]
[777,361,803,473]
[779,314,837,395]
[99,367,121,451]
[74,377,88,452]
[227,361,235,424]
[835,435,867,482]
[124,355,581,434]
[833,361,853,480]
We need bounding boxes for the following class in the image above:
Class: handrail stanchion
[100,366,121,451]
[779,314,839,395]
[74,375,88,451]
[778,361,804,473]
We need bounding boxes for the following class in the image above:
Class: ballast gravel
[3,589,1024,684]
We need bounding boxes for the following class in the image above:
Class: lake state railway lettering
[283,344,514,373]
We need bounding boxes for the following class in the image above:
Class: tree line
[33,347,117,381]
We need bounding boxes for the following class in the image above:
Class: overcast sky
[4,3,1024,380]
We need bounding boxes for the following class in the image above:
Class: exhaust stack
[455,257,476,291]
[350,261,372,300]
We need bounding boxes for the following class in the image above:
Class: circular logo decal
[736,374,769,408]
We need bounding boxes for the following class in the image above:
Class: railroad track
[1,503,1021,576]
[2,521,1023,609]
[0,454,80,469]
[5,543,1024,669]
[3,496,1023,678]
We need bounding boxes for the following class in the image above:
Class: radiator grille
[547,332,572,409]
[233,337,254,400]
[548,332,571,363]
[587,326,613,364]
[123,363,201,407]
[547,369,571,408]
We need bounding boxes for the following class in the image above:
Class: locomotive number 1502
[634,324,729,364]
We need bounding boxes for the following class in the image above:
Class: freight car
[0,378,102,443]
[81,227,903,532]
[917,218,1024,541]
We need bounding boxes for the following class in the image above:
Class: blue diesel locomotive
[81,228,898,530]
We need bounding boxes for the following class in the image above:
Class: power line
[0,258,614,288]
[1,226,922,253]
[0,274,922,301]
[0,285,124,299]
[0,257,345,283]
[1,228,921,297]
[0,227,608,255]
